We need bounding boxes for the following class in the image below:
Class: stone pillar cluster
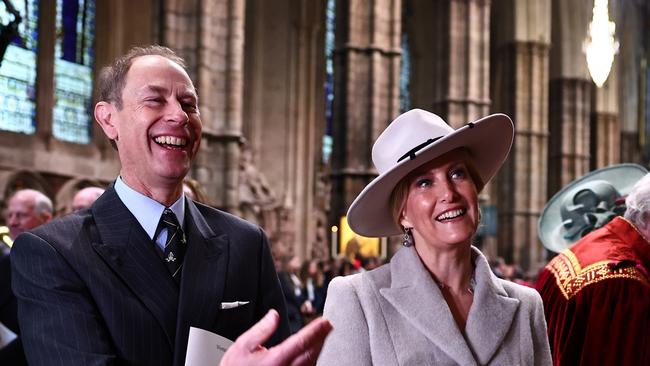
[329,0,402,228]
[491,0,551,270]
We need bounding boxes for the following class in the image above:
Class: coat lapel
[173,199,228,364]
[464,248,519,365]
[380,247,477,365]
[90,187,179,350]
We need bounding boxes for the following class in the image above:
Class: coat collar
[380,246,519,365]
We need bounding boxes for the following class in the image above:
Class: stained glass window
[0,1,38,135]
[323,0,335,164]
[53,0,95,144]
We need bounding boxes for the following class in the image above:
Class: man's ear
[94,101,118,140]
[41,211,53,224]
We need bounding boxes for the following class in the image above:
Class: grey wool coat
[317,246,551,366]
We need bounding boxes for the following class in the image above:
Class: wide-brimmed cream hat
[346,109,514,237]
[538,163,648,253]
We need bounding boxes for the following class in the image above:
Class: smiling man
[10,46,295,365]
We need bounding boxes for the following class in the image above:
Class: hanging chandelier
[583,0,619,88]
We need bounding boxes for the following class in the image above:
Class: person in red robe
[536,165,650,365]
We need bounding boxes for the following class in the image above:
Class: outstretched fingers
[235,309,279,352]
[271,317,333,366]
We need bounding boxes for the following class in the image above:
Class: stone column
[491,0,551,270]
[615,0,646,164]
[330,0,402,228]
[547,0,594,197]
[591,64,620,168]
[288,1,328,259]
[547,77,591,193]
[408,0,491,127]
[241,0,327,259]
[164,0,247,214]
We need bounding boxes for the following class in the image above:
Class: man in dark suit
[10,45,313,365]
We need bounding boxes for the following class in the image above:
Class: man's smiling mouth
[154,136,187,148]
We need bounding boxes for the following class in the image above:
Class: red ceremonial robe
[536,217,650,366]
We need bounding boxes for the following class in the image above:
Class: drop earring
[402,227,414,247]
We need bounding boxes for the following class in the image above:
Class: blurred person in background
[71,186,105,211]
[278,255,313,334]
[300,259,326,315]
[6,189,52,241]
[336,258,357,277]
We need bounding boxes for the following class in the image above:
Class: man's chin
[157,171,191,188]
[152,163,191,180]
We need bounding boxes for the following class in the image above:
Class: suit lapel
[380,247,477,365]
[464,248,519,365]
[90,187,179,350]
[173,199,228,364]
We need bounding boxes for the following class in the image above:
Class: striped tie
[157,208,186,282]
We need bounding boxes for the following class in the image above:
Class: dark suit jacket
[0,254,27,365]
[11,187,290,365]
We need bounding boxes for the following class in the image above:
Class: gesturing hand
[220,310,332,366]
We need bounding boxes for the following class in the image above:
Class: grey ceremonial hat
[538,163,648,253]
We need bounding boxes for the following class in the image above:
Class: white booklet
[185,327,234,366]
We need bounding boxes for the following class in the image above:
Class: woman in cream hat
[317,109,551,365]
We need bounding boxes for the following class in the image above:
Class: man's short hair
[624,173,650,231]
[96,45,188,110]
[11,189,53,216]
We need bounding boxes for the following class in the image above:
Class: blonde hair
[389,148,483,230]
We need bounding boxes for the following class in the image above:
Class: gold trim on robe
[547,249,650,300]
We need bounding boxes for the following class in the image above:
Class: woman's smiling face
[400,149,480,249]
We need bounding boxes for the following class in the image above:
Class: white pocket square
[220,301,250,310]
